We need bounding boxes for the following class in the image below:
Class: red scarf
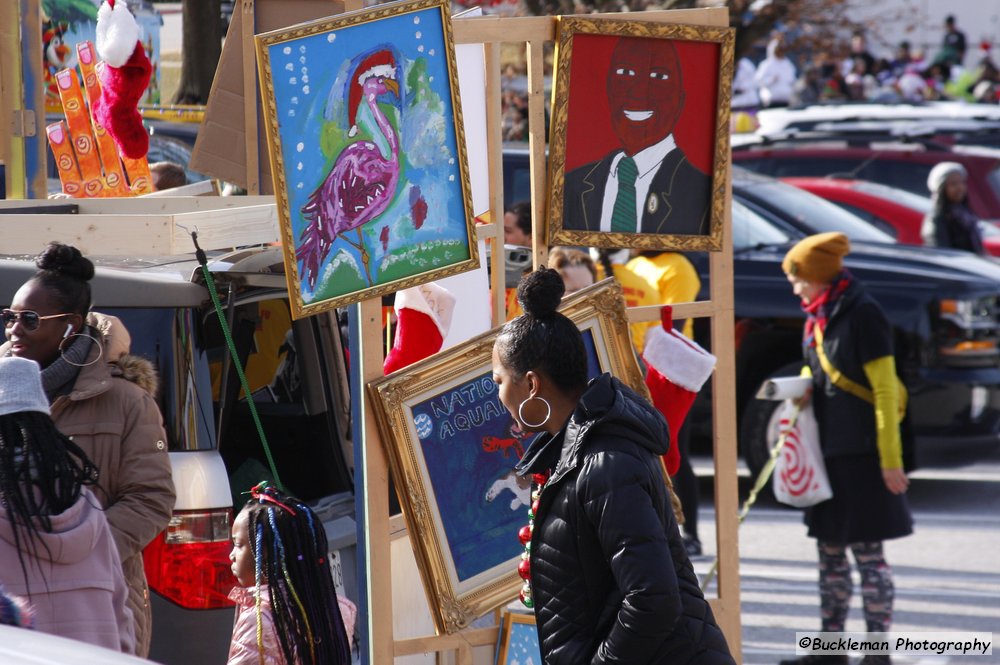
[802,271,851,347]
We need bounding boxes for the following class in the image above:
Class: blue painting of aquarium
[409,331,601,584]
[257,0,476,317]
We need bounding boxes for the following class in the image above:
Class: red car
[733,137,1000,223]
[781,176,1000,257]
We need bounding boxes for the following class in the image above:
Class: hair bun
[35,242,94,282]
[517,268,565,318]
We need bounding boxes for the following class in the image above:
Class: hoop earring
[59,332,103,368]
[518,396,551,429]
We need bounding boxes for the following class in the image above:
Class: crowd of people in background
[500,13,1000,137]
[738,15,999,110]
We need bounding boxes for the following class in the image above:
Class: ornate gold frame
[255,0,478,319]
[496,611,539,664]
[546,16,734,252]
[366,279,644,633]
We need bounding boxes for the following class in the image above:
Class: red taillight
[143,509,236,610]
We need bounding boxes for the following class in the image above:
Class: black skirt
[805,453,913,544]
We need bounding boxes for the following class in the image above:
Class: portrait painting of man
[547,18,733,251]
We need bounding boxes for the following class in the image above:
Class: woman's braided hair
[0,412,99,596]
[496,267,588,391]
[242,483,350,665]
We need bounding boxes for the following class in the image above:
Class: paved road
[691,441,1000,665]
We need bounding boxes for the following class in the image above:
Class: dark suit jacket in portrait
[562,148,711,235]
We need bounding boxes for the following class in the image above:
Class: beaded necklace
[517,470,550,608]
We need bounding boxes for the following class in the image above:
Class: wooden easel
[241,6,740,663]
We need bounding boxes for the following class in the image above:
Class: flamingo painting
[298,49,402,290]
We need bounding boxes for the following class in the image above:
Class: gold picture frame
[366,279,644,633]
[256,0,478,319]
[546,16,734,252]
[496,611,541,665]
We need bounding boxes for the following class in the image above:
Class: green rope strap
[700,400,802,592]
[189,232,284,491]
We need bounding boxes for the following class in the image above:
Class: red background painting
[562,34,721,175]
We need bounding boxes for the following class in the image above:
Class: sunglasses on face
[1,309,74,331]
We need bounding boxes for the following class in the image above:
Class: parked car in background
[732,132,1000,222]
[0,248,357,665]
[753,102,1000,147]
[780,176,1000,256]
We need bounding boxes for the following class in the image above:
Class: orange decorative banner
[46,121,84,197]
[77,42,129,196]
[55,68,104,197]
[44,40,152,198]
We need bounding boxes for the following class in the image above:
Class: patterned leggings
[818,541,894,632]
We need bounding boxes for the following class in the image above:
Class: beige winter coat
[2,313,176,657]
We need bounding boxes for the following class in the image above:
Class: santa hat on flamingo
[347,49,397,138]
[643,306,716,476]
[94,0,151,159]
[383,283,456,375]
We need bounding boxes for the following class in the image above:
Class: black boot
[778,656,848,665]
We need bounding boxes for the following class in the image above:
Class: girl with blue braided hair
[227,482,355,665]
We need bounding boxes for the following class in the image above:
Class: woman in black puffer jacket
[492,268,734,665]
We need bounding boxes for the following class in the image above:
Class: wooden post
[358,297,393,664]
[240,0,259,194]
[485,42,506,326]
[708,167,742,661]
[526,39,547,271]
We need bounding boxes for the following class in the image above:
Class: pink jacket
[0,487,135,653]
[227,586,358,665]
[227,586,285,665]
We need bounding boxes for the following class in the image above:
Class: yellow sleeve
[650,254,701,339]
[862,355,903,470]
[800,365,812,378]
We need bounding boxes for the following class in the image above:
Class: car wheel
[739,361,805,484]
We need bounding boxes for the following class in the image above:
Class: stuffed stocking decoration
[643,306,717,476]
[383,283,456,374]
[94,0,151,159]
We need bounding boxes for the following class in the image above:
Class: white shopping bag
[772,401,833,508]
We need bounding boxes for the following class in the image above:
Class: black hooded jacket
[515,374,734,665]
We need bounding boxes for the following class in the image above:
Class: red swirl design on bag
[777,417,816,497]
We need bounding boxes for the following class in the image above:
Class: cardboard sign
[189,0,345,192]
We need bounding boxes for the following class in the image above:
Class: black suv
[503,150,1000,473]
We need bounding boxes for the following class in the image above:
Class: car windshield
[103,307,216,452]
[852,181,932,214]
[733,199,794,250]
[756,179,896,242]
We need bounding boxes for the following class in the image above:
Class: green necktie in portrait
[610,156,638,233]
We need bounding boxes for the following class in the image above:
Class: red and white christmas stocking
[383,283,456,375]
[643,306,716,476]
[94,0,151,159]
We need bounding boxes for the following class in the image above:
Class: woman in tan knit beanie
[779,233,913,665]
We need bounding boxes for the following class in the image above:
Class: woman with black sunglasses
[0,242,174,658]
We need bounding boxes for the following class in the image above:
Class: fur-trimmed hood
[73,312,158,400]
